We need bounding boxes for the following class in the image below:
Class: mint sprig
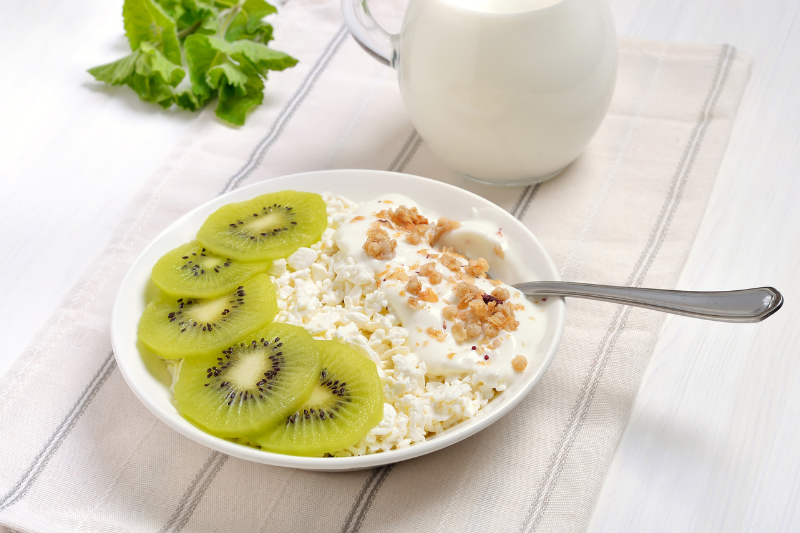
[89,0,297,125]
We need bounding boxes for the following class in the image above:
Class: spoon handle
[512,282,783,323]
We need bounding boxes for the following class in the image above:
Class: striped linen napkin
[0,0,752,531]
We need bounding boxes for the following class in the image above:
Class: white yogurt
[334,195,546,391]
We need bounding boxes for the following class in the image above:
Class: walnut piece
[406,224,430,245]
[465,319,481,338]
[491,287,510,301]
[466,258,490,278]
[390,205,429,229]
[454,282,482,305]
[452,321,467,342]
[443,305,459,321]
[430,217,462,245]
[364,225,396,260]
[419,262,442,284]
[405,275,422,295]
[469,299,490,319]
[440,253,462,272]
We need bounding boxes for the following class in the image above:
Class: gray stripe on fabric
[520,44,736,533]
[221,24,350,195]
[160,452,229,533]
[0,352,116,512]
[339,466,384,533]
[395,135,424,174]
[511,185,533,218]
[388,130,419,172]
[340,465,393,533]
[516,183,542,221]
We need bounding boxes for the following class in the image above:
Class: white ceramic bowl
[111,170,565,471]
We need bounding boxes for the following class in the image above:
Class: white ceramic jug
[342,0,618,185]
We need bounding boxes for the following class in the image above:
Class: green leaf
[222,38,297,74]
[174,87,209,110]
[183,34,225,99]
[216,73,264,125]
[183,34,295,124]
[155,0,184,19]
[225,15,273,43]
[123,0,183,65]
[88,42,185,108]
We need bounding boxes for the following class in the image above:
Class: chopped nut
[454,282,482,305]
[351,215,365,222]
[407,297,423,309]
[452,321,467,342]
[390,205,429,229]
[426,327,447,342]
[466,258,490,278]
[511,355,528,372]
[469,299,490,319]
[443,305,459,321]
[419,262,442,284]
[491,287,510,301]
[430,217,462,245]
[439,253,461,272]
[484,324,499,338]
[493,244,504,258]
[465,320,482,338]
[386,269,409,282]
[447,352,456,359]
[405,275,422,295]
[364,225,397,260]
[419,288,439,302]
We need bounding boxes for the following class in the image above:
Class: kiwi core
[226,349,271,389]
[243,211,288,233]
[187,296,231,324]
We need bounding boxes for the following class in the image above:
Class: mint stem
[177,19,203,40]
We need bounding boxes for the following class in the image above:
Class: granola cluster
[363,204,522,349]
[363,225,396,260]
[363,205,462,259]
[443,284,519,342]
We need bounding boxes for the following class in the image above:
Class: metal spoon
[512,282,783,323]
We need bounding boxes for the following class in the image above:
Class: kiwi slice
[174,323,321,438]
[151,241,267,299]
[138,273,278,359]
[197,190,328,262]
[254,340,385,456]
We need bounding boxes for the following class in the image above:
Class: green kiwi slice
[254,340,385,456]
[151,241,268,299]
[197,190,328,262]
[174,323,321,438]
[138,273,278,359]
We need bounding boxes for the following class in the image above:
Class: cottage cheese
[268,192,540,456]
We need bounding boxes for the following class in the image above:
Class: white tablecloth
[1,0,799,530]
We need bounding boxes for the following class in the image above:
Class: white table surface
[2,0,798,531]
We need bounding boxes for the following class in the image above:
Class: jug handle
[341,0,399,67]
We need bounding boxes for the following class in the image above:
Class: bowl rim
[111,169,566,471]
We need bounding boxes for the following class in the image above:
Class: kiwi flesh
[197,190,328,262]
[138,273,278,359]
[254,340,385,456]
[151,241,268,299]
[174,323,321,438]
